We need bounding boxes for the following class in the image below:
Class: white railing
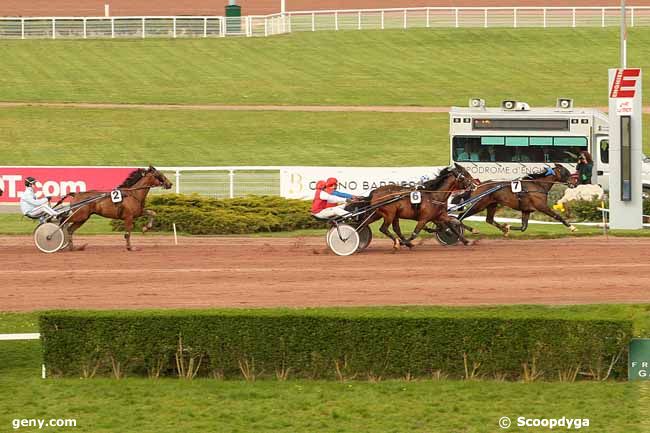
[286,6,650,32]
[1,7,648,39]
[157,166,282,199]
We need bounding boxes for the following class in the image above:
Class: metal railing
[286,6,650,31]
[0,7,648,39]
[157,166,281,199]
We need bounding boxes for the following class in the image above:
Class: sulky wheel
[327,224,360,256]
[434,221,464,246]
[356,226,372,252]
[34,223,65,253]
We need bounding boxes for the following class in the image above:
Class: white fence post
[543,8,547,28]
[21,18,24,39]
[358,10,361,30]
[52,18,56,39]
[173,17,177,37]
[204,17,207,37]
[455,8,459,28]
[381,10,384,29]
[311,12,315,31]
[426,8,430,28]
[601,8,605,27]
[572,8,576,27]
[484,8,488,28]
[111,17,115,38]
[175,169,181,194]
[221,17,225,37]
[264,16,268,36]
[229,170,235,198]
[142,17,145,38]
[83,18,87,38]
[403,9,407,29]
[514,8,517,28]
[335,11,338,30]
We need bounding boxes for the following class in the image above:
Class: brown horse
[62,166,172,251]
[363,164,475,250]
[451,164,576,236]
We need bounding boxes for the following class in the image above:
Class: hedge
[40,308,632,381]
[111,194,326,235]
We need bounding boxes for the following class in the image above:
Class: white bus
[450,98,650,192]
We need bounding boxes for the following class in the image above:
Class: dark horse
[451,164,576,236]
[360,164,475,250]
[61,166,172,251]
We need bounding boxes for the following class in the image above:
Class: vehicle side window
[600,139,609,164]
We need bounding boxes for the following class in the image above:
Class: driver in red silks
[311,177,355,219]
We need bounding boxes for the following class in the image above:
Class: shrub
[111,194,326,235]
[40,308,632,381]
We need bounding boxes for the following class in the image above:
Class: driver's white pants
[313,206,350,219]
[26,204,58,218]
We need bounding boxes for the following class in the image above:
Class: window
[452,136,589,164]
[600,139,609,164]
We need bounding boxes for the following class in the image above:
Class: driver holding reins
[311,177,356,219]
[20,177,58,219]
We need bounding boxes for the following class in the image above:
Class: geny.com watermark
[499,416,590,429]
[12,418,77,430]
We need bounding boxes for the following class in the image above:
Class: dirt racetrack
[1,235,649,312]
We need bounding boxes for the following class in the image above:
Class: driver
[311,177,355,219]
[20,177,58,219]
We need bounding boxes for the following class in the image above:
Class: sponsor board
[280,166,445,200]
[0,167,135,203]
[456,163,568,182]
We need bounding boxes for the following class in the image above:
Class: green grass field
[0,28,649,106]
[1,107,649,166]
[0,309,647,433]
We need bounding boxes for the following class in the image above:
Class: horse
[61,166,172,251]
[450,164,577,236]
[359,164,475,250]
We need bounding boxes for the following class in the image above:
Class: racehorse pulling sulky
[32,166,173,253]
[449,164,577,236]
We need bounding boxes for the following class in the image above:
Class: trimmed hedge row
[40,309,632,381]
[111,194,326,235]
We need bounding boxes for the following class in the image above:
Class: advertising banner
[0,167,135,203]
[280,166,445,200]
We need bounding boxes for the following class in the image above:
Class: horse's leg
[485,204,510,236]
[392,218,414,248]
[378,217,400,250]
[536,205,577,232]
[124,216,136,251]
[142,209,156,233]
[64,220,88,251]
[404,218,430,245]
[508,211,532,232]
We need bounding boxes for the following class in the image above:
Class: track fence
[1,7,648,39]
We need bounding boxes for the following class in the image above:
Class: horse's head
[145,166,173,190]
[452,163,476,191]
[552,164,573,184]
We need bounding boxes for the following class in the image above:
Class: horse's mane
[422,167,453,190]
[522,170,551,180]
[119,169,145,188]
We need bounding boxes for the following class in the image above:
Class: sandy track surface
[2,235,649,312]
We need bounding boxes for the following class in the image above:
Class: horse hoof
[569,225,578,232]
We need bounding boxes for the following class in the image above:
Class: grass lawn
[0,108,449,166]
[0,28,649,106]
[1,107,649,166]
[0,309,648,433]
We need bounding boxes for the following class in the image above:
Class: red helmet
[325,177,338,188]
[315,180,326,190]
